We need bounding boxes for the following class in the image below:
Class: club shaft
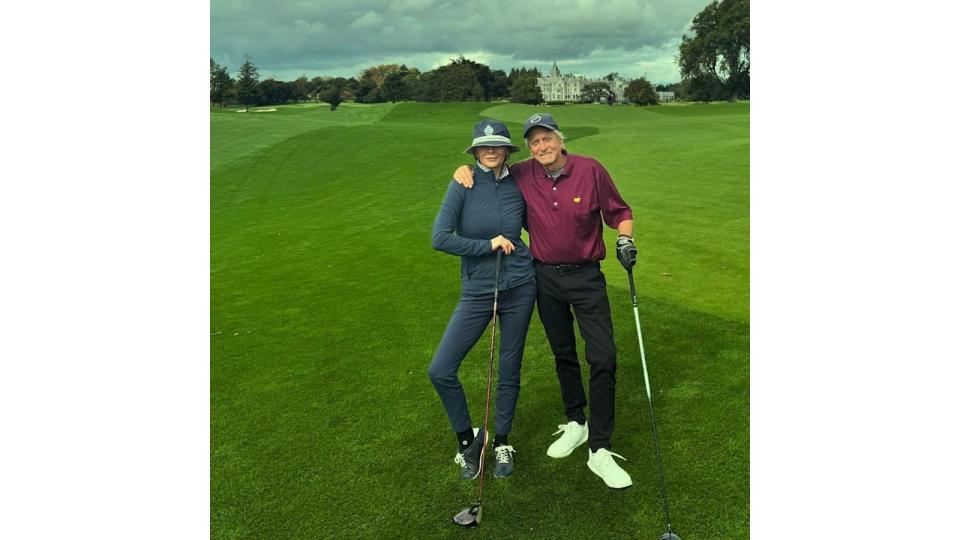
[475,299,496,503]
[475,251,502,506]
[627,270,673,531]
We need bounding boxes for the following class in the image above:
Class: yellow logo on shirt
[573,196,581,204]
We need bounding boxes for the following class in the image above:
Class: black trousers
[534,262,617,451]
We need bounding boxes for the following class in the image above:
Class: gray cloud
[211,0,708,84]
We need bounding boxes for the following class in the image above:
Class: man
[451,113,638,490]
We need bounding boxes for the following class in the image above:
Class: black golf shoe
[493,444,515,478]
[454,429,484,480]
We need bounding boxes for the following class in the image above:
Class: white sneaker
[587,448,633,491]
[546,421,588,458]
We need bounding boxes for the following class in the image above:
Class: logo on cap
[529,114,542,123]
[484,125,494,136]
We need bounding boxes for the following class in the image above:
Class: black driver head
[453,504,482,527]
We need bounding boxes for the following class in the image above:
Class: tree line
[211,0,748,109]
[210,55,665,110]
[210,56,547,110]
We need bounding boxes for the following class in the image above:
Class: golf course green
[211,100,749,539]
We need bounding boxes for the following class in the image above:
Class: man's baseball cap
[464,119,520,154]
[522,113,559,138]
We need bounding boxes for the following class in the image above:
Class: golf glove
[616,235,637,270]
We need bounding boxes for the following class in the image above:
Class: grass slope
[212,101,749,539]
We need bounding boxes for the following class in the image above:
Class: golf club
[453,250,501,528]
[627,268,681,540]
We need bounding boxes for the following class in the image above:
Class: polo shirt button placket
[549,177,559,210]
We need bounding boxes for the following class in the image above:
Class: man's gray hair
[525,129,566,148]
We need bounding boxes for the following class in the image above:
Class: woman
[428,119,536,480]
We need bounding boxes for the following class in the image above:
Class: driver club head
[659,533,681,540]
[453,504,482,527]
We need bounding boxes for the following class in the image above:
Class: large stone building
[537,62,631,103]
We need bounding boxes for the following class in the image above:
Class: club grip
[626,268,638,306]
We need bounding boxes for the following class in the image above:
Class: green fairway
[211,100,749,539]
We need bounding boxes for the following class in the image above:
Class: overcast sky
[211,0,711,85]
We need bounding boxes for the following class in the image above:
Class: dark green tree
[259,79,295,105]
[625,77,659,106]
[355,64,407,103]
[292,76,311,102]
[353,75,380,103]
[440,63,483,101]
[381,70,407,102]
[449,56,494,100]
[415,59,486,102]
[309,76,327,101]
[209,59,232,108]
[508,73,542,104]
[489,69,510,100]
[401,68,422,100]
[407,56,505,101]
[321,82,345,111]
[508,67,541,86]
[686,74,728,102]
[580,81,614,103]
[678,0,750,101]
[343,77,361,101]
[415,70,440,101]
[235,55,261,109]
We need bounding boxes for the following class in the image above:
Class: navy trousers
[428,279,537,436]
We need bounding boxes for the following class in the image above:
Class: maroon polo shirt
[510,152,633,264]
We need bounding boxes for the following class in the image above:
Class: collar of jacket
[474,161,511,181]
